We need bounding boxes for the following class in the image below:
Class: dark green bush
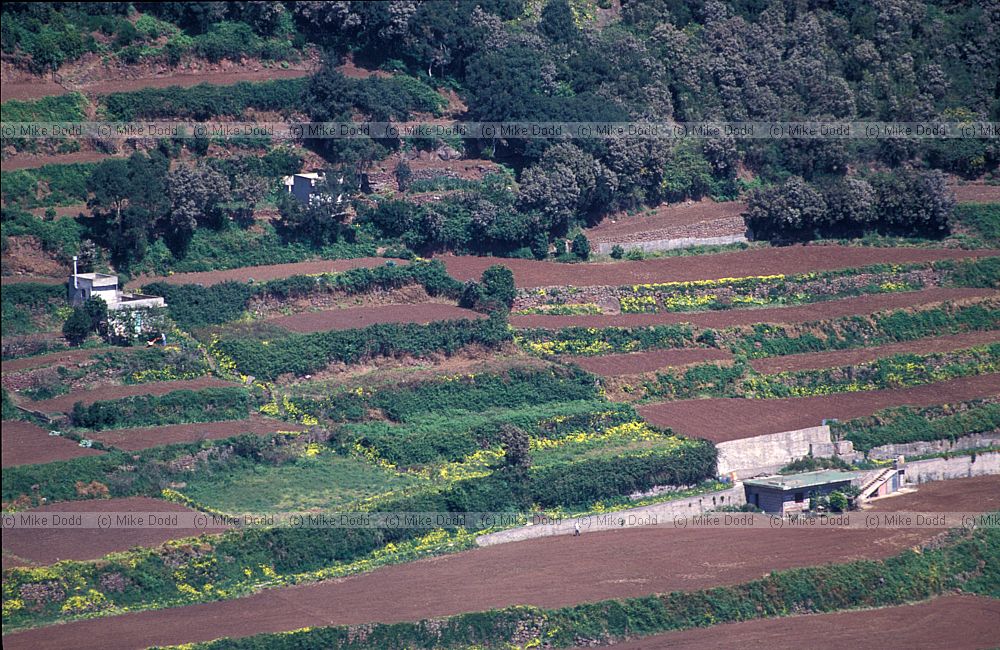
[70,387,251,430]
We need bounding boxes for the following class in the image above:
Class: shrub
[610,244,625,259]
[71,387,251,430]
[571,233,591,260]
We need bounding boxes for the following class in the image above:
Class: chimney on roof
[73,256,78,288]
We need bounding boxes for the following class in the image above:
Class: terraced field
[1,420,104,467]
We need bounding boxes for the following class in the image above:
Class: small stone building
[743,470,861,514]
[68,272,165,310]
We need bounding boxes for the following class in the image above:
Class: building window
[794,492,805,503]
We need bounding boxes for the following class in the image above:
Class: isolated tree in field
[481,264,516,309]
[62,307,93,346]
[571,233,591,260]
[821,177,876,234]
[164,164,229,254]
[744,175,827,240]
[497,423,531,470]
[871,169,954,236]
[83,296,108,332]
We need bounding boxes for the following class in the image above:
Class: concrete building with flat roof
[743,470,861,514]
[69,259,165,310]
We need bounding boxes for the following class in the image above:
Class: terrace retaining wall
[868,432,1000,461]
[716,425,856,478]
[901,451,1000,485]
[476,484,746,546]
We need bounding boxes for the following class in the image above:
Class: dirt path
[0,151,112,172]
[28,377,238,414]
[87,417,305,451]
[607,595,1000,650]
[1,420,104,467]
[442,246,998,288]
[511,287,997,329]
[271,303,482,333]
[128,257,396,289]
[638,373,1000,442]
[1,497,229,569]
[4,476,996,650]
[749,330,1000,374]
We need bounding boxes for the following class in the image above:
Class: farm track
[28,377,238,414]
[1,420,103,467]
[606,595,1000,650]
[270,303,482,333]
[1,497,229,569]
[442,246,998,288]
[748,330,1000,374]
[4,476,998,650]
[86,417,306,451]
[127,257,397,289]
[512,287,997,329]
[638,373,1000,442]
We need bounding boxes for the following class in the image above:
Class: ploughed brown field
[952,183,1000,204]
[638,374,1000,442]
[441,246,998,288]
[1,497,228,569]
[584,199,747,242]
[5,476,997,650]
[511,287,996,329]
[748,330,1000,374]
[571,348,734,376]
[1,347,136,373]
[86,417,306,451]
[1,420,104,467]
[0,151,113,172]
[127,257,399,289]
[28,377,238,414]
[606,595,1000,650]
[270,303,483,333]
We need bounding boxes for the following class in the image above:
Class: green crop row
[517,323,699,356]
[158,526,999,650]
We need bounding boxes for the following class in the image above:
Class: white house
[282,172,345,207]
[68,258,165,310]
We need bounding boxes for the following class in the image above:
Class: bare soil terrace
[86,417,306,451]
[28,377,238,414]
[570,348,734,376]
[127,257,396,289]
[270,303,482,333]
[1,420,104,467]
[1,497,229,569]
[442,246,997,288]
[511,287,996,329]
[1,347,135,374]
[607,595,1000,650]
[638,373,1000,442]
[4,476,997,650]
[584,199,747,244]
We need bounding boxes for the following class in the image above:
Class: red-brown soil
[1,497,228,569]
[1,420,104,467]
[0,275,65,285]
[571,348,734,376]
[29,377,238,414]
[271,304,482,333]
[28,204,91,219]
[79,66,312,96]
[127,257,397,289]
[5,476,997,650]
[441,246,998,288]
[749,330,1000,374]
[511,287,996,329]
[607,595,1000,650]
[1,347,134,373]
[0,151,112,172]
[0,79,68,102]
[638,374,1000,442]
[952,183,1000,204]
[0,236,66,276]
[585,199,747,243]
[87,417,306,451]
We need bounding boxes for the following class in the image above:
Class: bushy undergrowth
[70,387,251,430]
[517,324,698,356]
[835,401,1000,452]
[0,282,67,336]
[0,163,95,208]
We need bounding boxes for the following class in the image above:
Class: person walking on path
[574,521,581,537]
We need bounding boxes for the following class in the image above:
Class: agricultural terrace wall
[593,234,749,255]
[869,432,1000,461]
[901,451,1000,485]
[715,425,851,478]
[475,484,746,546]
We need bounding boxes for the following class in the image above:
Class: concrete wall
[901,451,1000,485]
[594,233,748,255]
[477,484,746,546]
[868,432,1000,461]
[717,425,833,478]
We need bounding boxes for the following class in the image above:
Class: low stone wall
[476,484,746,546]
[717,425,836,478]
[902,451,1000,485]
[594,233,748,255]
[868,432,1000,461]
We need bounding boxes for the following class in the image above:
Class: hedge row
[215,312,511,380]
[835,401,1000,452]
[145,260,464,329]
[70,387,251,430]
[517,324,699,356]
[101,78,309,120]
[164,526,998,650]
